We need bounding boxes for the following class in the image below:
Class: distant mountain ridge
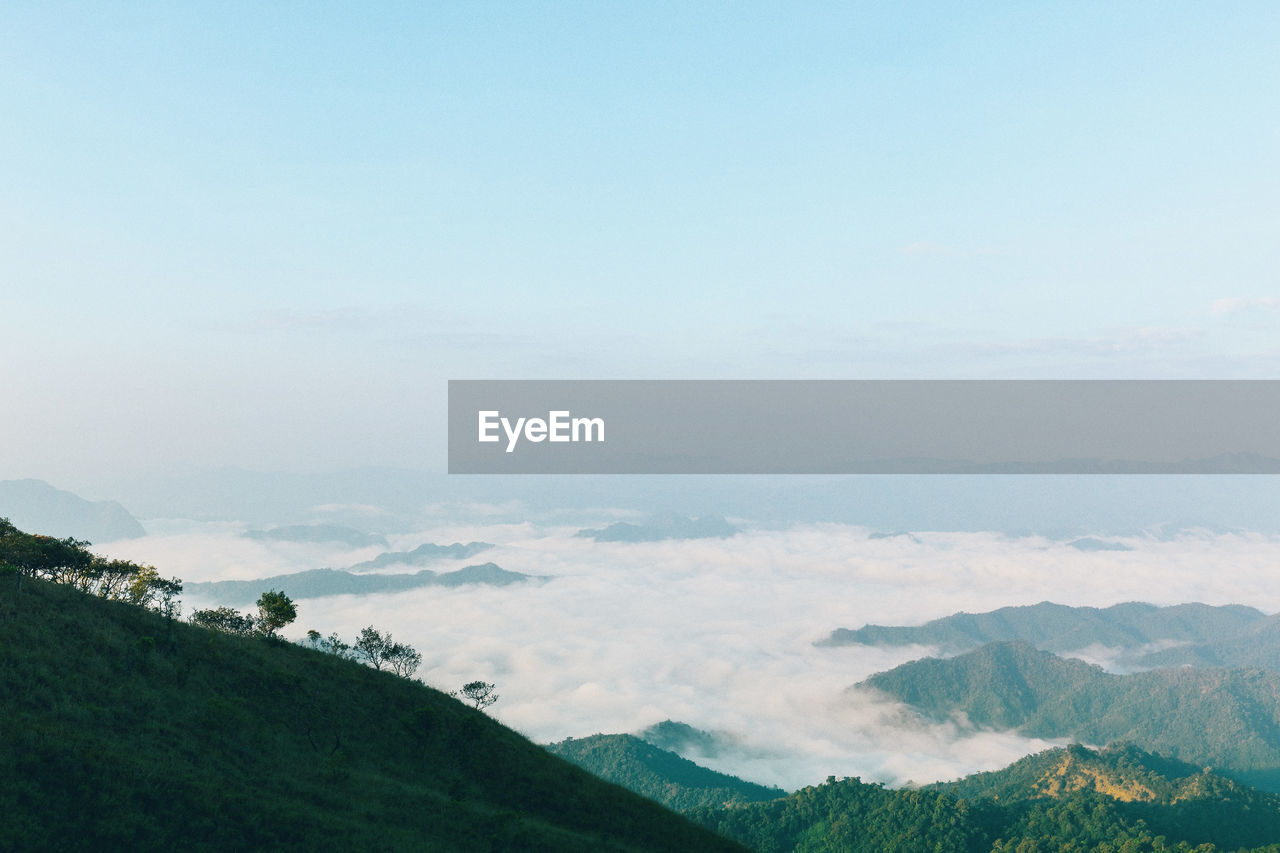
[822,600,1280,674]
[1066,537,1133,551]
[820,600,1268,663]
[575,512,737,543]
[857,640,1280,790]
[0,479,145,543]
[185,562,537,606]
[242,524,388,548]
[346,541,493,569]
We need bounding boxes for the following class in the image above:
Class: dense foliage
[690,744,1280,852]
[0,517,180,613]
[691,775,996,852]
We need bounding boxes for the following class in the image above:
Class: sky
[3,2,1279,486]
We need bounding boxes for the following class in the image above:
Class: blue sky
[3,2,1278,485]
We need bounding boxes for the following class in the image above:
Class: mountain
[0,479,145,542]
[939,741,1268,806]
[346,541,494,569]
[858,640,1280,790]
[819,600,1267,660]
[1066,537,1133,551]
[575,513,737,543]
[184,562,537,606]
[691,743,1280,852]
[1136,613,1280,672]
[867,531,917,541]
[934,742,1280,852]
[0,553,747,851]
[690,774,995,853]
[820,600,1280,676]
[639,720,729,758]
[547,734,785,813]
[243,524,389,548]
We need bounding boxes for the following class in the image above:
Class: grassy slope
[0,574,748,853]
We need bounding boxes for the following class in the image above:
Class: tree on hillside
[354,626,390,670]
[191,606,257,636]
[457,681,498,710]
[127,564,183,618]
[0,518,182,610]
[255,589,297,638]
[321,632,354,659]
[385,642,422,678]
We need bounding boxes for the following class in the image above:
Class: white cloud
[98,522,1280,791]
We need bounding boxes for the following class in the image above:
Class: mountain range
[184,562,537,606]
[575,513,737,543]
[242,524,389,548]
[0,479,145,542]
[345,540,494,569]
[857,640,1280,790]
[821,600,1272,668]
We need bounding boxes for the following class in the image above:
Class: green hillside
[860,640,1280,789]
[547,733,785,812]
[692,744,1280,852]
[0,521,747,852]
[940,742,1271,807]
[936,742,1280,851]
[691,775,996,853]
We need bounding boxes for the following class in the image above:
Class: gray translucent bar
[448,380,1280,474]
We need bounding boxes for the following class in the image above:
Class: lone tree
[354,626,390,670]
[458,681,498,710]
[385,642,423,678]
[255,589,297,638]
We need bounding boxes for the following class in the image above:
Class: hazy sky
[4,3,1278,486]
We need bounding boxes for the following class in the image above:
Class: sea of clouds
[100,519,1280,791]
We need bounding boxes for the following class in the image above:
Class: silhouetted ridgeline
[575,513,737,542]
[184,562,538,606]
[821,600,1267,658]
[347,540,494,569]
